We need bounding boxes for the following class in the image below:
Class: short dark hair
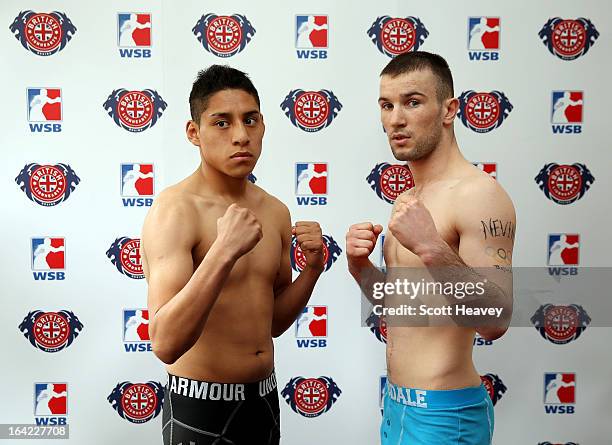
[380,51,454,102]
[189,65,260,122]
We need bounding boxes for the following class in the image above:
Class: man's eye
[381,103,393,110]
[245,117,257,125]
[215,121,229,128]
[408,100,419,107]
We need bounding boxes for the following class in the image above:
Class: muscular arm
[271,204,323,337]
[418,177,515,340]
[143,197,237,364]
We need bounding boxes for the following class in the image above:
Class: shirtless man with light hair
[142,65,325,445]
[346,51,515,444]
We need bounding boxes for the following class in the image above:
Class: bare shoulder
[454,170,515,215]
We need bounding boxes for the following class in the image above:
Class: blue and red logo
[281,376,341,418]
[106,237,144,279]
[458,91,513,133]
[121,163,154,207]
[551,91,583,134]
[192,14,255,57]
[367,16,428,57]
[123,309,152,352]
[366,311,387,344]
[367,163,414,204]
[34,383,67,425]
[15,163,80,207]
[27,88,62,133]
[107,381,164,423]
[547,234,579,266]
[535,163,594,205]
[473,162,497,179]
[539,18,599,61]
[19,310,83,353]
[10,11,76,56]
[480,373,507,406]
[290,234,342,273]
[468,17,500,61]
[296,162,327,206]
[296,15,328,59]
[32,237,65,281]
[531,304,591,345]
[295,305,327,348]
[281,89,342,132]
[118,13,151,58]
[103,89,167,132]
[544,373,575,414]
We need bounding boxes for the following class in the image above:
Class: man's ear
[186,120,200,147]
[442,98,460,126]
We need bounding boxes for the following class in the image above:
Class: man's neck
[407,134,463,189]
[197,162,248,200]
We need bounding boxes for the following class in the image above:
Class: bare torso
[142,178,285,383]
[384,174,482,390]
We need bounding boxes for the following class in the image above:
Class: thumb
[373,224,384,237]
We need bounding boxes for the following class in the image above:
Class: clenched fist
[292,221,325,271]
[216,203,263,260]
[346,222,383,267]
[388,194,441,256]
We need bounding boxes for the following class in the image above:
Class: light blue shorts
[381,380,494,445]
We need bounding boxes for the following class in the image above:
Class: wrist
[414,237,446,266]
[303,263,324,275]
[208,239,240,265]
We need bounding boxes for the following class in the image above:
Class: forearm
[150,242,236,364]
[271,266,323,337]
[348,258,387,306]
[418,240,513,333]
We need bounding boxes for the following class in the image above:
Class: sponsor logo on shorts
[118,13,151,58]
[543,373,576,414]
[19,310,83,353]
[539,18,599,61]
[107,381,164,423]
[106,237,144,279]
[296,15,328,59]
[103,89,167,132]
[34,383,68,426]
[281,89,342,132]
[367,16,429,57]
[281,376,341,418]
[458,90,513,133]
[535,163,594,205]
[10,11,77,56]
[531,304,590,345]
[121,163,154,207]
[192,14,255,57]
[468,17,500,61]
[290,234,342,273]
[480,373,507,406]
[367,163,414,204]
[15,163,80,207]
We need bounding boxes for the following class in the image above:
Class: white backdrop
[2,1,610,444]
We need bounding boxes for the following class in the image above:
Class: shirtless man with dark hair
[142,65,325,445]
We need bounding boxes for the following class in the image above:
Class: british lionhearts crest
[107,381,163,424]
[531,304,591,345]
[15,163,80,207]
[19,310,83,353]
[290,234,342,273]
[539,18,599,61]
[480,373,507,406]
[366,311,388,344]
[535,163,594,205]
[458,91,513,133]
[192,14,255,57]
[367,16,429,57]
[9,11,76,56]
[106,237,144,279]
[281,376,341,418]
[367,163,414,204]
[103,89,167,132]
[280,89,342,132]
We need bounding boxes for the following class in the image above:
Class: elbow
[151,340,181,365]
[477,327,508,342]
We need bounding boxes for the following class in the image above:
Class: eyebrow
[208,110,260,118]
[378,91,426,102]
